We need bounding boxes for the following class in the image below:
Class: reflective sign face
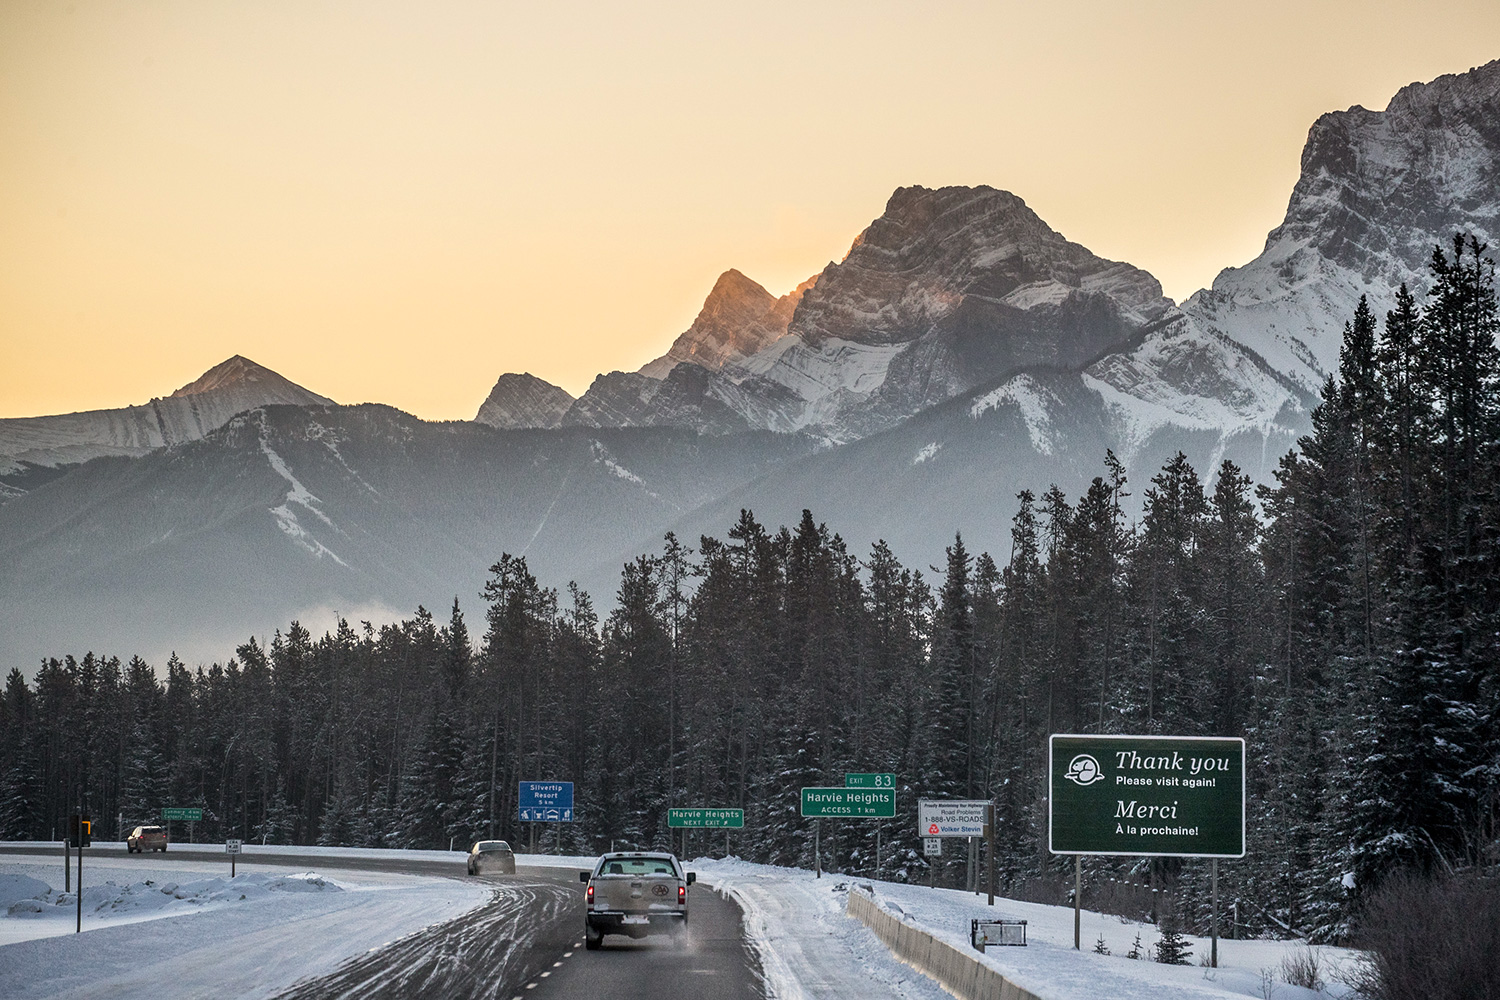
[1048,734,1246,858]
[918,799,989,837]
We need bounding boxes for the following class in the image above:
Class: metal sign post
[226,838,242,878]
[1049,734,1246,961]
[986,802,996,906]
[1073,857,1081,950]
[1211,858,1219,967]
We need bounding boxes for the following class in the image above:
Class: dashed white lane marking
[562,951,574,958]
[540,971,551,978]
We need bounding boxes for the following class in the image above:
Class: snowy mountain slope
[0,355,333,489]
[1183,58,1500,396]
[474,372,575,429]
[0,403,816,669]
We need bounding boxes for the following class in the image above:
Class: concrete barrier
[846,889,1044,1000]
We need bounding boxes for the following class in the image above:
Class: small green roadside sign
[668,808,744,829]
[844,772,896,789]
[1049,734,1245,858]
[800,787,895,818]
[162,807,203,822]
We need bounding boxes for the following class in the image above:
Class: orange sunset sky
[3,1,1499,422]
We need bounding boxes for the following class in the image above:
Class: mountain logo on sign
[1064,754,1105,786]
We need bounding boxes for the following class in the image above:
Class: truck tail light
[587,884,594,903]
[678,884,686,904]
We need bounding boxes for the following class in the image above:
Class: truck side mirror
[579,871,590,882]
[686,872,696,885]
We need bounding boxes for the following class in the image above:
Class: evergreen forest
[3,235,1497,944]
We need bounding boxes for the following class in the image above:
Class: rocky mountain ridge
[3,58,1498,671]
[0,356,333,497]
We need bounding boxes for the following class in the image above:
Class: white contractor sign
[918,798,989,837]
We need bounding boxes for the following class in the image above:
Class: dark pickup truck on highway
[580,851,696,949]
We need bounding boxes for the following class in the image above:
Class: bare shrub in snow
[1280,945,1323,991]
[1343,870,1500,1000]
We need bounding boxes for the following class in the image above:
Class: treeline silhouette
[3,236,1496,943]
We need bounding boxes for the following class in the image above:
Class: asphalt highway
[0,845,766,1000]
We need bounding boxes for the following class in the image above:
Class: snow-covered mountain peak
[1183,59,1500,396]
[0,355,334,488]
[638,268,817,380]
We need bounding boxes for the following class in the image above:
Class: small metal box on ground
[971,918,1026,951]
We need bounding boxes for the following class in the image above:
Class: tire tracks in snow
[274,878,578,1000]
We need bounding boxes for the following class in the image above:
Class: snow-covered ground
[694,857,1362,1000]
[0,844,1364,1000]
[0,846,490,1000]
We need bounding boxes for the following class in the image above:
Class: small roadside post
[226,838,242,877]
[68,811,90,934]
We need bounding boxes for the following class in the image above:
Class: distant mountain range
[2,58,1496,670]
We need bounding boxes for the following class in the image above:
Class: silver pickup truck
[579,851,696,949]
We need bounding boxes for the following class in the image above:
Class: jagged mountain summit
[0,356,333,501]
[638,269,817,379]
[474,373,575,429]
[1184,57,1500,397]
[558,184,1178,442]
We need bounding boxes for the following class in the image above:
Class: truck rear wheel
[585,925,603,950]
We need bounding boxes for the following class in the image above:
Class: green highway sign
[844,772,896,789]
[161,807,203,822]
[668,808,744,829]
[800,787,895,818]
[1049,734,1245,858]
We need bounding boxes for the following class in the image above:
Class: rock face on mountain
[0,355,333,492]
[1183,58,1500,396]
[566,185,1177,442]
[638,269,817,379]
[474,373,575,429]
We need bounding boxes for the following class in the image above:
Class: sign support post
[63,836,70,893]
[876,822,882,878]
[1210,858,1219,968]
[986,802,996,906]
[1073,857,1081,950]
[815,819,821,878]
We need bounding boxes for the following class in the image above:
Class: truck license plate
[622,915,649,924]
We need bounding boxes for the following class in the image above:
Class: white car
[466,840,516,875]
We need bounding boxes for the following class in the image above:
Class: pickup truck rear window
[597,859,679,877]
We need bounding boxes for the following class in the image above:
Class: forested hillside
[3,236,1495,944]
